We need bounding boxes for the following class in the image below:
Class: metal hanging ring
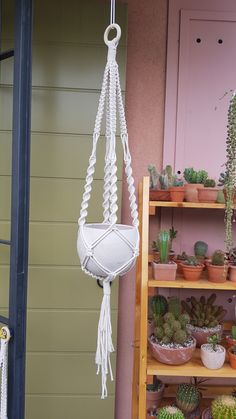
[104,23,121,47]
[97,279,112,289]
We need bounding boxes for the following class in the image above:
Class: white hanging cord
[110,0,116,25]
[0,327,11,419]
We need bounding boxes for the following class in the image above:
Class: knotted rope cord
[0,327,11,419]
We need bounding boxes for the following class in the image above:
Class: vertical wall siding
[0,1,127,418]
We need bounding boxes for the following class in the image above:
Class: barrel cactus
[211,395,236,418]
[194,241,208,258]
[212,250,225,266]
[176,383,201,413]
[158,406,184,418]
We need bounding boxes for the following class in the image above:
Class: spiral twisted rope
[103,85,112,223]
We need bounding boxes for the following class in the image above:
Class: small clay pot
[228,348,236,369]
[186,324,223,348]
[146,381,165,410]
[229,265,236,281]
[181,263,204,281]
[152,262,177,281]
[169,186,185,202]
[200,343,226,369]
[225,335,236,349]
[148,337,196,365]
[175,259,184,274]
[184,184,204,202]
[207,264,228,283]
[198,187,218,203]
[149,189,170,201]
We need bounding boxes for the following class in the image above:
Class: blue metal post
[8,0,33,418]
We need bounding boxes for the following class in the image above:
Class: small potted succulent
[200,334,226,369]
[183,168,208,202]
[211,395,236,418]
[175,380,202,416]
[198,179,218,203]
[228,344,236,369]
[181,256,204,281]
[169,173,185,202]
[146,376,165,410]
[152,230,177,281]
[157,406,184,418]
[148,164,173,201]
[207,250,228,283]
[182,294,227,347]
[174,251,188,274]
[194,241,208,265]
[225,325,236,348]
[149,297,196,365]
[228,250,236,281]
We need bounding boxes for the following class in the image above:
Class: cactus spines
[181,294,227,328]
[211,395,236,419]
[194,241,208,257]
[158,406,184,419]
[211,250,225,266]
[176,383,201,413]
[173,329,187,344]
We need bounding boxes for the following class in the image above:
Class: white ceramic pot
[77,223,139,278]
[200,344,226,369]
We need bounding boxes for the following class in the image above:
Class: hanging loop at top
[104,24,121,47]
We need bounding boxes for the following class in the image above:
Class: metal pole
[8,0,33,418]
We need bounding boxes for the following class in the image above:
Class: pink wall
[115,1,168,418]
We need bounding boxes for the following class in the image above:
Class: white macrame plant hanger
[77,0,139,400]
[0,327,11,419]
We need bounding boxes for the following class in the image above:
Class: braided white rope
[0,327,10,419]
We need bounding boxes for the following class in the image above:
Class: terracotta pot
[229,265,236,281]
[228,348,236,369]
[181,263,204,281]
[200,343,226,369]
[152,262,177,281]
[207,264,228,283]
[153,251,175,263]
[186,324,223,348]
[201,407,212,419]
[175,259,184,274]
[146,381,165,410]
[197,187,218,203]
[149,189,170,201]
[169,186,185,202]
[148,337,196,365]
[225,335,236,349]
[184,184,204,202]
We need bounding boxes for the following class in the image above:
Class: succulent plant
[204,178,216,187]
[158,406,184,419]
[151,295,168,320]
[181,294,227,328]
[207,334,221,351]
[176,251,188,261]
[176,383,201,413]
[147,376,163,392]
[194,241,208,258]
[183,168,208,184]
[172,177,184,187]
[211,395,236,419]
[211,250,225,266]
[183,256,201,266]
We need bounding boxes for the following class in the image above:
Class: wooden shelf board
[148,277,236,290]
[147,349,235,378]
[149,201,225,209]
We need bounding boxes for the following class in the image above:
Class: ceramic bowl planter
[148,337,196,365]
[229,265,236,281]
[228,347,236,369]
[184,184,204,202]
[149,189,170,201]
[200,343,226,369]
[186,324,223,348]
[146,379,165,410]
[207,264,228,283]
[148,320,154,338]
[152,262,177,281]
[181,263,204,281]
[198,187,218,203]
[169,186,185,202]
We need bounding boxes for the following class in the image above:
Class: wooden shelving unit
[132,176,236,419]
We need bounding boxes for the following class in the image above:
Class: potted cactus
[194,241,208,265]
[181,256,204,281]
[198,179,218,203]
[152,230,177,281]
[183,168,208,202]
[182,294,227,347]
[149,297,196,365]
[211,395,236,418]
[148,164,173,201]
[157,406,184,418]
[146,376,165,410]
[200,334,226,369]
[148,295,168,337]
[152,227,177,262]
[225,325,236,348]
[228,344,236,369]
[176,380,201,415]
[174,251,188,274]
[207,250,228,283]
[169,173,185,202]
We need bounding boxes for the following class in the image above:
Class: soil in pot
[152,261,177,281]
[228,348,236,369]
[184,184,203,202]
[148,336,196,365]
[169,186,185,202]
[198,187,218,203]
[200,343,226,369]
[181,263,204,281]
[207,264,228,283]
[229,265,236,281]
[149,189,170,201]
[186,324,223,348]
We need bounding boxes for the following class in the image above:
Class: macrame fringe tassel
[95,277,115,399]
[0,338,9,419]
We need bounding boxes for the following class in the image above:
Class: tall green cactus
[159,230,170,264]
